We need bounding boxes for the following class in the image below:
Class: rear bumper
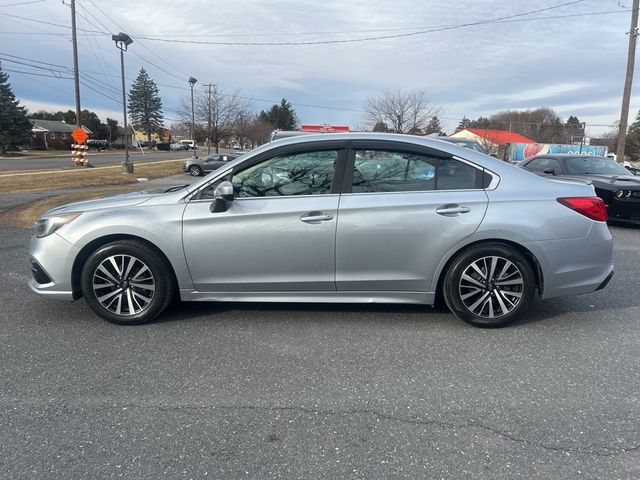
[596,270,614,291]
[523,222,614,300]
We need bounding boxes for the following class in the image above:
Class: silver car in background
[29,133,614,328]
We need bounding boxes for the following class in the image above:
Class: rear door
[335,140,489,292]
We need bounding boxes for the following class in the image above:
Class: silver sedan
[29,133,614,328]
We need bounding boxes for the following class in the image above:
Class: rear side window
[351,150,482,193]
[526,158,562,173]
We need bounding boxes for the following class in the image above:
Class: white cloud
[2,0,636,137]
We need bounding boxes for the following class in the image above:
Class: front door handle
[436,204,470,216]
[300,212,334,223]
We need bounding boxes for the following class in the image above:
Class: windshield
[564,156,630,175]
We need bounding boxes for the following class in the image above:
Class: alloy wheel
[92,254,156,316]
[458,255,524,319]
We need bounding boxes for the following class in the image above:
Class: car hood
[42,186,188,216]
[563,173,640,189]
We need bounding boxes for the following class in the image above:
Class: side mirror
[210,180,234,213]
[543,168,556,175]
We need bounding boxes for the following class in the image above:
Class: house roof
[30,119,92,134]
[462,128,535,144]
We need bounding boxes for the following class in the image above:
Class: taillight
[557,197,607,222]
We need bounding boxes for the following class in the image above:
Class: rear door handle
[436,205,470,216]
[300,212,334,223]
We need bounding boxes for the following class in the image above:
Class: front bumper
[28,232,80,301]
[607,196,640,221]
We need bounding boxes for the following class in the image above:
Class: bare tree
[246,116,274,148]
[177,84,243,153]
[232,105,255,150]
[363,88,441,134]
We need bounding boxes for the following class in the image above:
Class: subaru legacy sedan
[29,133,614,328]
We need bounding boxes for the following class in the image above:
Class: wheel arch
[434,238,544,304]
[71,234,179,300]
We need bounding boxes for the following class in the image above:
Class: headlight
[625,190,632,198]
[34,212,82,238]
[615,190,624,198]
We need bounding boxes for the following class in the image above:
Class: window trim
[187,140,348,202]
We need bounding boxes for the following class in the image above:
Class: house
[114,126,134,147]
[450,128,535,157]
[30,119,92,150]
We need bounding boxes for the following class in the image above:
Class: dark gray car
[183,153,240,176]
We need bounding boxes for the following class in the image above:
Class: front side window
[232,150,338,197]
[352,150,480,193]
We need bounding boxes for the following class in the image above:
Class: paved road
[1,222,639,479]
[0,150,194,171]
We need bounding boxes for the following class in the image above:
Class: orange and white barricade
[72,143,89,166]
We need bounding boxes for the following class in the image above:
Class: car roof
[528,154,609,159]
[245,132,518,174]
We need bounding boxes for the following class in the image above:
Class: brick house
[31,119,92,150]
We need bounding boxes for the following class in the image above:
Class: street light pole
[113,32,134,174]
[189,77,197,160]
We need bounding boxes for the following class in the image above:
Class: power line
[126,9,626,39]
[131,1,602,46]
[0,51,71,69]
[82,0,185,80]
[0,0,44,7]
[0,11,104,33]
[3,67,73,79]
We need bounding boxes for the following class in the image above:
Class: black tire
[80,240,176,325]
[189,165,202,176]
[443,243,535,328]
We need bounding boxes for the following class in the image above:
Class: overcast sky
[0,0,636,136]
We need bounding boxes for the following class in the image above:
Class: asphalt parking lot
[1,223,639,479]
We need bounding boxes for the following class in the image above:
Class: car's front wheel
[80,240,176,325]
[188,165,202,176]
[443,243,535,328]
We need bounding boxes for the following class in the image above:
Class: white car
[170,140,197,151]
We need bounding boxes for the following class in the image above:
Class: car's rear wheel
[188,165,202,176]
[80,240,175,325]
[443,243,535,328]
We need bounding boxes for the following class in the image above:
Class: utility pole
[616,0,639,164]
[207,84,212,155]
[70,0,81,128]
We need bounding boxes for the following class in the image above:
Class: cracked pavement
[1,224,639,479]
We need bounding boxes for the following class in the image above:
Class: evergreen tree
[424,115,442,134]
[565,115,583,143]
[128,68,164,143]
[470,116,491,129]
[0,67,32,154]
[258,98,299,130]
[457,116,472,131]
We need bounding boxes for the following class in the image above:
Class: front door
[182,146,345,292]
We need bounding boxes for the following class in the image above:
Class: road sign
[71,127,88,144]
